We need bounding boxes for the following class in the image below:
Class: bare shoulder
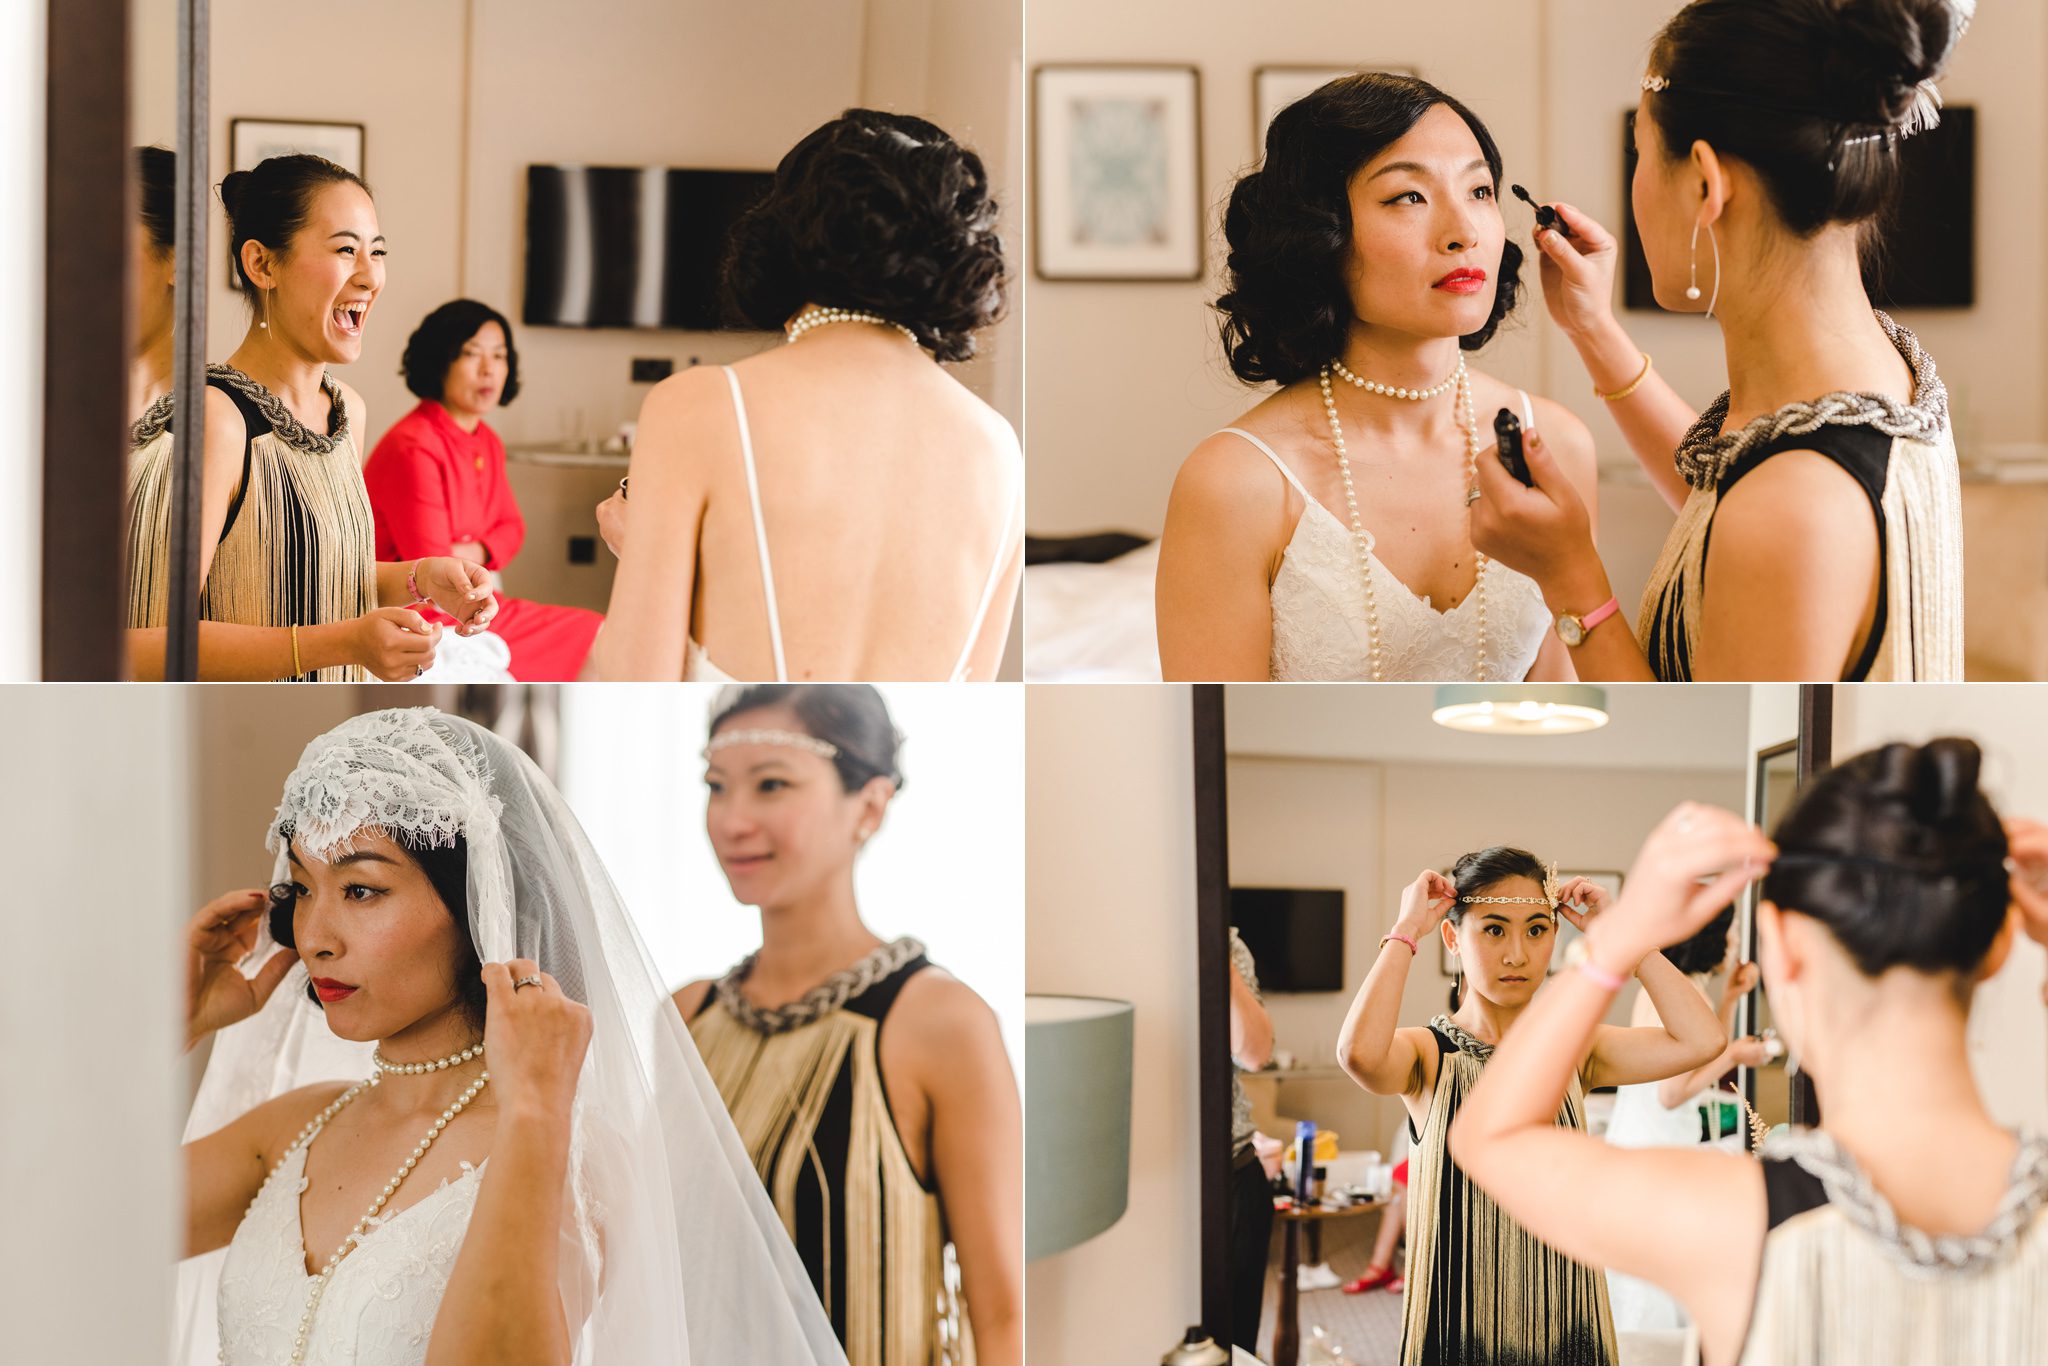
[1173,424,1292,507]
[894,966,1000,1036]
[1528,395,1595,462]
[1714,448,1874,536]
[671,978,713,1019]
[236,1079,354,1156]
[641,363,736,426]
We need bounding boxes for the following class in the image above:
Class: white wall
[1,685,189,1362]
[0,0,45,678]
[1026,684,1203,1365]
[1227,754,1745,1158]
[1831,686,2048,1133]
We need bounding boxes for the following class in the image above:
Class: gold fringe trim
[692,1003,971,1366]
[126,426,375,682]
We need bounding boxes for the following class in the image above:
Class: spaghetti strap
[1516,390,1536,429]
[723,366,788,682]
[1217,426,1313,500]
[948,460,1022,681]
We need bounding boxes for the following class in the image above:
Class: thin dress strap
[1517,390,1536,429]
[723,366,788,682]
[947,460,1022,682]
[1217,426,1313,501]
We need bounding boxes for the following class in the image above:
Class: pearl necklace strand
[226,1062,490,1366]
[1317,352,1489,681]
[1330,355,1461,402]
[372,1040,484,1076]
[784,305,921,349]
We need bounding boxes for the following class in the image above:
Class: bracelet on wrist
[406,560,429,605]
[1596,351,1654,402]
[1381,931,1418,956]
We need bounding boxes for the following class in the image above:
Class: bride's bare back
[601,326,1022,681]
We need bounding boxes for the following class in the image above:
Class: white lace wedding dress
[1217,425,1553,681]
[216,1143,486,1365]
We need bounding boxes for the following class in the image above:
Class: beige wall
[1025,0,2048,637]
[2,687,188,1361]
[1831,685,2048,1133]
[1227,755,1746,1157]
[1026,684,1203,1364]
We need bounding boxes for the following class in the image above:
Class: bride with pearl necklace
[1157,71,1599,683]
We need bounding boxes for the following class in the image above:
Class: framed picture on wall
[1438,869,1625,977]
[1033,64,1203,281]
[1254,65,1416,148]
[230,118,366,178]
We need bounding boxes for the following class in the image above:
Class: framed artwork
[230,118,366,178]
[1438,869,1624,977]
[1253,65,1415,147]
[1033,64,1203,281]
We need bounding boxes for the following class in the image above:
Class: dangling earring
[256,289,268,330]
[1686,220,1721,318]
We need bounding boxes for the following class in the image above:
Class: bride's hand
[1597,803,1776,965]
[481,960,593,1120]
[186,888,298,1049]
[1469,423,1596,588]
[2005,818,2048,950]
[595,490,627,559]
[415,557,499,636]
[1530,200,1621,341]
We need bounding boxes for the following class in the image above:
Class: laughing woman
[1336,847,1727,1365]
[1157,73,1599,682]
[125,155,496,681]
[674,685,1024,1366]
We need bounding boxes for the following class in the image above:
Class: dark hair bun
[1763,737,2008,979]
[217,154,369,290]
[1825,0,1962,126]
[135,146,177,252]
[1216,73,1522,388]
[1445,846,1549,923]
[724,109,1005,364]
[709,684,906,795]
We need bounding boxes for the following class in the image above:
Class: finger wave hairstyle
[723,109,1006,363]
[1215,72,1524,387]
[1763,737,2009,988]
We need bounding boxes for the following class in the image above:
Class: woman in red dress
[365,299,602,680]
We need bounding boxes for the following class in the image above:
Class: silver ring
[513,974,544,991]
[617,477,629,500]
[415,664,426,678]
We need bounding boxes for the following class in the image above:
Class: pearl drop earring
[1686,219,1721,317]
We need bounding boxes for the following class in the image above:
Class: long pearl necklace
[230,1063,491,1366]
[1317,353,1489,681]
[784,305,921,348]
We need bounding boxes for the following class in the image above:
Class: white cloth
[1022,542,1165,682]
[177,707,846,1366]
[217,1146,486,1366]
[1216,425,1551,681]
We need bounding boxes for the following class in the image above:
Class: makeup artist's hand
[1600,803,1775,966]
[1393,869,1459,943]
[1470,422,1597,590]
[2005,818,2048,950]
[1529,200,1620,341]
[416,556,499,635]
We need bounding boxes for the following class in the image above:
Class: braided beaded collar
[1430,1013,1498,1062]
[1673,312,1948,492]
[713,935,927,1037]
[131,364,351,455]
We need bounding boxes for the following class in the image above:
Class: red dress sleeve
[363,408,458,562]
[476,424,527,568]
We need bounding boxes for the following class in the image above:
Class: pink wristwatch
[1556,596,1620,647]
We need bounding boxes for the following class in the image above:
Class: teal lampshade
[1025,994,1134,1261]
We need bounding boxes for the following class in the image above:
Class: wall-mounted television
[1621,106,1975,310]
[1230,887,1344,993]
[522,165,774,331]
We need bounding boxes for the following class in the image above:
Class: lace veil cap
[180,706,847,1366]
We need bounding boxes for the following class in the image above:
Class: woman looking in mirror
[673,685,1024,1366]
[595,111,1022,682]
[1452,742,2047,1366]
[1336,846,1727,1364]
[1156,72,1599,682]
[130,145,176,425]
[1470,0,1969,681]
[124,154,497,681]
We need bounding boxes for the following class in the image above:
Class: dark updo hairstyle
[268,825,487,1025]
[708,684,905,795]
[1666,906,1738,976]
[218,153,371,292]
[724,109,1005,363]
[401,299,522,406]
[1644,0,1965,242]
[1762,738,2008,986]
[1445,846,1552,925]
[1216,73,1524,387]
[135,145,176,253]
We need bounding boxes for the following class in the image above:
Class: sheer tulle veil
[174,706,846,1364]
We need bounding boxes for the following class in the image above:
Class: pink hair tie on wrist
[1576,957,1628,993]
[407,560,428,605]
[1381,932,1418,956]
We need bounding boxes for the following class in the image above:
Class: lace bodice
[217,1143,485,1366]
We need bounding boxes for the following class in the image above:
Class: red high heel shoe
[1341,1265,1395,1294]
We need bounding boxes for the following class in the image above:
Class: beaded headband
[1459,862,1563,907]
[702,728,840,761]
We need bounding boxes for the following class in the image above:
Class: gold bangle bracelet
[1597,351,1654,402]
[291,623,303,678]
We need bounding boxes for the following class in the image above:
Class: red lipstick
[1434,267,1489,294]
[311,978,358,1003]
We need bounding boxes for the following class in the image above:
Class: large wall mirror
[1192,684,1823,1365]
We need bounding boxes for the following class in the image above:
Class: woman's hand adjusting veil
[184,888,298,1051]
[481,959,593,1120]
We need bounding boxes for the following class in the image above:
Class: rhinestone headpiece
[703,728,840,761]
